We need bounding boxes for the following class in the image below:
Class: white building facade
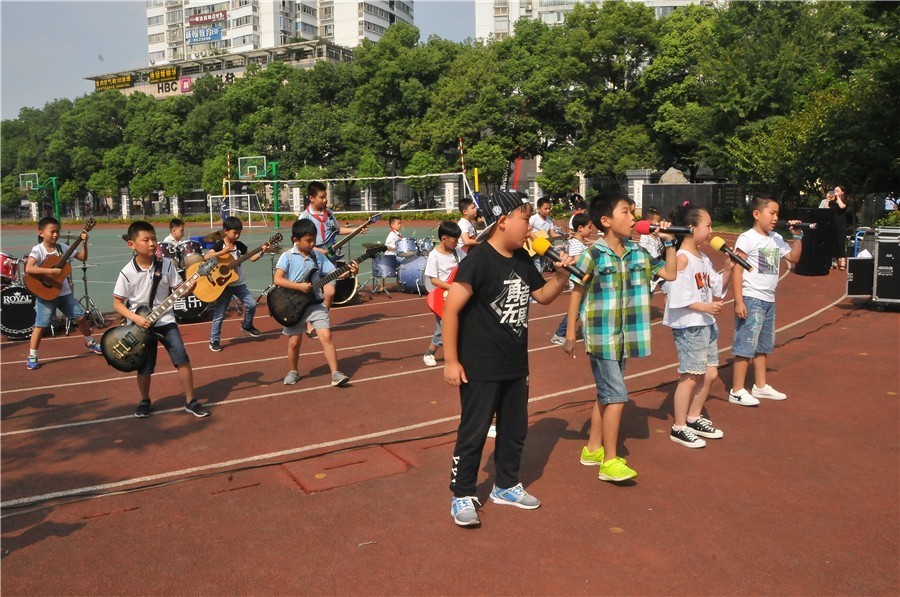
[147,0,415,65]
[475,0,699,41]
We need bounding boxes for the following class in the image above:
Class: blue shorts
[588,355,629,405]
[34,293,84,328]
[138,323,190,376]
[672,324,719,375]
[733,296,776,358]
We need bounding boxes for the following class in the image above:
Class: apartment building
[475,0,698,40]
[147,0,415,65]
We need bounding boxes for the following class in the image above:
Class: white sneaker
[729,388,760,407]
[423,354,437,367]
[549,335,565,346]
[752,384,787,401]
[486,424,497,438]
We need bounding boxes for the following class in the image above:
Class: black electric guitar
[101,259,217,372]
[268,245,386,327]
[323,212,383,261]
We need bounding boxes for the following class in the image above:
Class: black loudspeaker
[793,208,833,276]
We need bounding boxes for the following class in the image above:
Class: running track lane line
[0,292,847,509]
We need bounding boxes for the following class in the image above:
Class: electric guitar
[25,218,96,300]
[425,267,458,319]
[268,245,386,327]
[186,233,282,303]
[323,212,383,261]
[101,259,217,372]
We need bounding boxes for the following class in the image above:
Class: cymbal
[201,230,224,242]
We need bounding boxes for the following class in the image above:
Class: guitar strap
[147,258,163,308]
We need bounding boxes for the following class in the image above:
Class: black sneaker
[135,400,152,418]
[241,325,261,337]
[185,400,210,418]
[209,341,222,352]
[670,426,706,448]
[686,417,724,439]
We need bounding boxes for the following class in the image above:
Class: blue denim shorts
[138,322,190,376]
[34,293,84,328]
[733,296,776,358]
[672,324,719,375]
[588,355,629,405]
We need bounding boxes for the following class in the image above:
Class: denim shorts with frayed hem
[733,296,775,358]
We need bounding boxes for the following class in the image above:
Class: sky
[0,0,475,121]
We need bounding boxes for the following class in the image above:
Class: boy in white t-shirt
[422,221,465,367]
[457,198,479,252]
[528,197,563,273]
[729,196,803,406]
[550,213,593,345]
[162,218,186,245]
[23,217,103,370]
[383,216,403,257]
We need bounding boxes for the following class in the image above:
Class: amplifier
[873,239,900,302]
[846,258,874,297]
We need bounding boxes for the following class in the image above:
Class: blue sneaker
[85,340,102,355]
[26,355,40,370]
[450,496,481,527]
[489,483,541,509]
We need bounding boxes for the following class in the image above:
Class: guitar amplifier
[793,208,834,276]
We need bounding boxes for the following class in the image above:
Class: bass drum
[397,256,427,294]
[172,294,211,321]
[331,261,359,306]
[1,285,36,340]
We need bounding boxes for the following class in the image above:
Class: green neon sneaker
[580,445,605,466]
[598,457,637,482]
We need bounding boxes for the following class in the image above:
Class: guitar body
[24,255,72,301]
[267,286,322,327]
[100,307,158,372]
[187,255,238,303]
[426,267,457,319]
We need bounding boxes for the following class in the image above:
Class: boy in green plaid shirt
[563,191,677,482]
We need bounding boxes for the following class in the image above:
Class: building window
[148,15,164,26]
[149,32,165,44]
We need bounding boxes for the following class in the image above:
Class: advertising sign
[94,75,134,91]
[188,10,227,25]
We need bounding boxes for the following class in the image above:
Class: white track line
[0,293,847,508]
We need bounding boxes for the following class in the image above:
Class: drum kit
[0,251,106,340]
[363,237,436,296]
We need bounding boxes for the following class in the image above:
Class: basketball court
[1,222,897,594]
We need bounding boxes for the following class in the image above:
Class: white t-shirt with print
[735,228,792,302]
[29,242,73,296]
[423,247,465,292]
[663,250,725,328]
[529,213,553,234]
[384,230,402,256]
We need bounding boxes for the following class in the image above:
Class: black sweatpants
[449,377,529,498]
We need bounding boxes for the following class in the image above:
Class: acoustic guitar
[24,218,96,301]
[268,244,386,327]
[101,259,217,372]
[185,233,282,303]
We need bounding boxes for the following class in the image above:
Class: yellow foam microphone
[710,236,752,271]
[531,236,590,283]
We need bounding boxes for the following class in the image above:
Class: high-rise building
[147,0,415,65]
[475,0,698,41]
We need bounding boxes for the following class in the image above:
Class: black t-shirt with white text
[454,242,546,381]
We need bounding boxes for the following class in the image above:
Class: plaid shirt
[575,238,665,360]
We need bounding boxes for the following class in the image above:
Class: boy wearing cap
[442,191,574,528]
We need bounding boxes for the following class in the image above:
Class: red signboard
[189,10,227,25]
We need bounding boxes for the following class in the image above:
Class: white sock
[29,349,38,358]
[84,335,95,344]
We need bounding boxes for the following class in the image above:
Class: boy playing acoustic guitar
[205,216,270,352]
[24,217,102,370]
[274,219,357,387]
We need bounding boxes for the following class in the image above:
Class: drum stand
[65,263,105,332]
[362,273,392,298]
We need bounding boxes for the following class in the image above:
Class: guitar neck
[310,253,374,292]
[144,272,200,325]
[330,214,381,253]
[55,237,84,268]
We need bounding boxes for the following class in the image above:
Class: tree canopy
[2,0,897,211]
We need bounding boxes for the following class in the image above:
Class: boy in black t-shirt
[442,191,574,527]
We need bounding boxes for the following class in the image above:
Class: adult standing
[829,185,851,271]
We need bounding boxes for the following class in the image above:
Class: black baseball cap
[475,191,530,241]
